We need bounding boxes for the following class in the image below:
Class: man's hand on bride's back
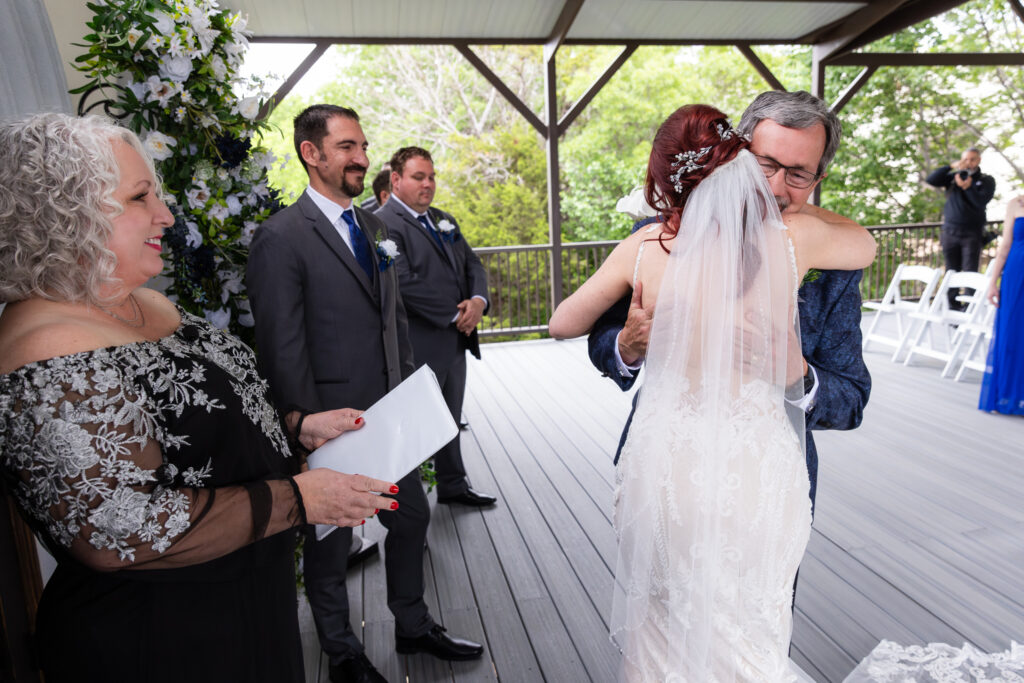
[618,282,653,365]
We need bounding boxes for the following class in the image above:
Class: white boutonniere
[436,218,457,243]
[376,238,399,270]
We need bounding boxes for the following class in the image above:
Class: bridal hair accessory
[670,146,712,192]
[716,122,745,141]
[668,120,749,192]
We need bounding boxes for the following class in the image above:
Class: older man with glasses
[588,90,872,514]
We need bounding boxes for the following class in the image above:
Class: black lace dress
[0,312,306,683]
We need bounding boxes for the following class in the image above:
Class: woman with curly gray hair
[0,112,397,683]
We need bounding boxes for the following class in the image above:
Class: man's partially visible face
[391,156,436,214]
[960,150,981,171]
[749,119,826,214]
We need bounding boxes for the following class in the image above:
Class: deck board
[300,326,1024,682]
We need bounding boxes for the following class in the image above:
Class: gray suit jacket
[375,201,488,370]
[246,190,415,414]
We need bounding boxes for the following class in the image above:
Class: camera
[957,170,970,180]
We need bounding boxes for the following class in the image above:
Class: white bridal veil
[611,149,811,681]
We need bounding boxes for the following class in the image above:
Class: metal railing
[477,221,1003,339]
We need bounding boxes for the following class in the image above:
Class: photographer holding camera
[926,147,996,310]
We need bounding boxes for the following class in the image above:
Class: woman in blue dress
[980,196,1024,415]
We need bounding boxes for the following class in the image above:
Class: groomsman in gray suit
[375,147,497,507]
[247,105,483,683]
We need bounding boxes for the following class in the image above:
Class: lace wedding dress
[845,641,1024,682]
[611,150,812,682]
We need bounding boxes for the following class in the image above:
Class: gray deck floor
[301,326,1024,682]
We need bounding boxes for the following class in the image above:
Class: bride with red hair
[550,104,875,681]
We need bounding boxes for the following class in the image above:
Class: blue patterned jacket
[587,255,871,506]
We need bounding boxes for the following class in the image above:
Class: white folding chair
[901,270,991,369]
[862,264,942,361]
[952,301,996,381]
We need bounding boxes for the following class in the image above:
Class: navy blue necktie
[417,214,446,252]
[341,209,374,281]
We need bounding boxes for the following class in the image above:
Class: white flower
[194,27,219,55]
[144,75,178,107]
[240,220,259,246]
[209,55,227,80]
[220,271,243,303]
[158,55,193,82]
[185,183,211,210]
[180,90,193,104]
[208,203,230,221]
[152,12,175,37]
[119,73,147,101]
[199,113,219,129]
[126,28,144,49]
[377,239,399,259]
[143,131,177,161]
[225,194,243,216]
[436,218,456,234]
[230,13,248,35]
[203,308,231,330]
[184,221,203,248]
[167,33,186,57]
[236,96,260,121]
[173,107,187,122]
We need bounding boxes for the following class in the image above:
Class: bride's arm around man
[568,90,873,506]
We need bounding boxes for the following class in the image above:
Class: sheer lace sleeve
[0,347,304,572]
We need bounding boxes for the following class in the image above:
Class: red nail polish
[360,520,366,525]
[390,501,399,510]
[373,509,379,515]
[389,485,399,494]
[355,417,364,425]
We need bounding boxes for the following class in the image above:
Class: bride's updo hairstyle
[644,104,750,239]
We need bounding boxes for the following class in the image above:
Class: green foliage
[822,0,1024,225]
[258,0,1021,275]
[74,0,278,344]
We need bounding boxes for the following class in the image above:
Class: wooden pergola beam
[257,40,331,121]
[736,45,786,91]
[1012,0,1024,25]
[456,45,546,136]
[544,0,585,309]
[544,0,585,62]
[830,66,878,114]
[801,0,909,62]
[823,0,972,60]
[828,52,1024,67]
[557,43,637,136]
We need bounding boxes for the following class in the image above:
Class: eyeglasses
[753,154,821,189]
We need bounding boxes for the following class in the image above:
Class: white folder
[307,364,458,539]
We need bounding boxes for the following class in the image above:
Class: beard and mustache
[340,164,367,197]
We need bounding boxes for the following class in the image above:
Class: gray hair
[966,147,981,156]
[738,90,842,176]
[0,113,155,305]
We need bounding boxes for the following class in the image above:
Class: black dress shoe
[395,624,484,661]
[436,488,497,507]
[329,653,388,683]
[347,536,379,570]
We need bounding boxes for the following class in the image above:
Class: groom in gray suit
[375,147,496,507]
[247,105,483,683]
